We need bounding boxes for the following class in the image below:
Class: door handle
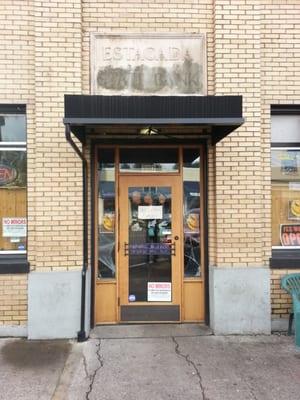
[171,241,176,256]
[124,242,129,256]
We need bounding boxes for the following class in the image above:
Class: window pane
[272,149,300,181]
[0,115,26,142]
[272,149,300,247]
[120,148,178,172]
[0,150,27,251]
[98,148,116,279]
[271,115,300,143]
[128,186,172,302]
[0,150,27,187]
[183,148,201,277]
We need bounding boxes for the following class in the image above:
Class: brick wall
[0,0,34,326]
[213,0,263,267]
[212,0,300,319]
[0,0,84,326]
[0,275,27,327]
[32,0,83,271]
[271,270,300,319]
[261,1,300,320]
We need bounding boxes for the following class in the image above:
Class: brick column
[28,0,85,339]
[32,0,83,270]
[213,0,263,267]
[210,0,271,334]
[0,0,34,334]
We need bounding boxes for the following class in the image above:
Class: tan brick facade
[214,0,263,266]
[262,1,300,323]
[0,0,299,332]
[0,0,33,327]
[271,270,295,318]
[0,275,27,326]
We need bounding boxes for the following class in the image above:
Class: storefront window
[271,110,300,248]
[98,148,116,278]
[272,149,300,247]
[183,148,201,277]
[0,111,27,253]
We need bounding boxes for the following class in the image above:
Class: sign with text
[138,205,162,220]
[280,224,300,246]
[0,164,17,186]
[147,282,171,302]
[91,34,206,96]
[129,243,171,256]
[2,218,27,237]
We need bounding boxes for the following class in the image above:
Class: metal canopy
[64,95,244,144]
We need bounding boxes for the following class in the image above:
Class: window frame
[270,105,300,268]
[0,104,28,273]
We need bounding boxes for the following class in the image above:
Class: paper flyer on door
[138,206,163,220]
[147,282,171,302]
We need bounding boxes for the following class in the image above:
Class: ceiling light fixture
[139,126,159,136]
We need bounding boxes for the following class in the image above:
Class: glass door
[119,175,182,322]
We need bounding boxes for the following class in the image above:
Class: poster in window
[280,152,298,175]
[288,200,300,220]
[280,224,300,246]
[0,151,26,187]
[2,218,27,237]
[147,282,171,302]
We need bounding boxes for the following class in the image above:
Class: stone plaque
[91,34,206,96]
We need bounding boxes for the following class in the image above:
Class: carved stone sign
[91,34,206,96]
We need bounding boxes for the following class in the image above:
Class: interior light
[139,126,159,136]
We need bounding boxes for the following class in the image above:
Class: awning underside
[64,95,244,144]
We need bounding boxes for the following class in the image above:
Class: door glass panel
[183,149,201,277]
[98,148,116,279]
[127,186,172,302]
[120,148,178,172]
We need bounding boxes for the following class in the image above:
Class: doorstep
[90,323,212,339]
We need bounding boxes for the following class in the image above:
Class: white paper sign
[289,183,300,191]
[148,282,171,302]
[10,238,20,243]
[2,218,27,237]
[138,206,163,220]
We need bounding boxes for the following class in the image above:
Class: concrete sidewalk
[1,325,300,400]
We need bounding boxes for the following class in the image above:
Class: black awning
[64,95,244,144]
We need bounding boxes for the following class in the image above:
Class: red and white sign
[0,165,17,186]
[2,218,27,237]
[280,224,300,246]
[147,282,171,302]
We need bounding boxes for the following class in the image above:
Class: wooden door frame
[118,174,182,322]
[91,143,208,326]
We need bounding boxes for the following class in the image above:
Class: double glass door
[119,175,182,321]
[95,146,205,324]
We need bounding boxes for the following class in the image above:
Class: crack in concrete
[82,353,89,379]
[249,386,259,400]
[172,336,209,400]
[85,339,103,400]
[244,377,258,400]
